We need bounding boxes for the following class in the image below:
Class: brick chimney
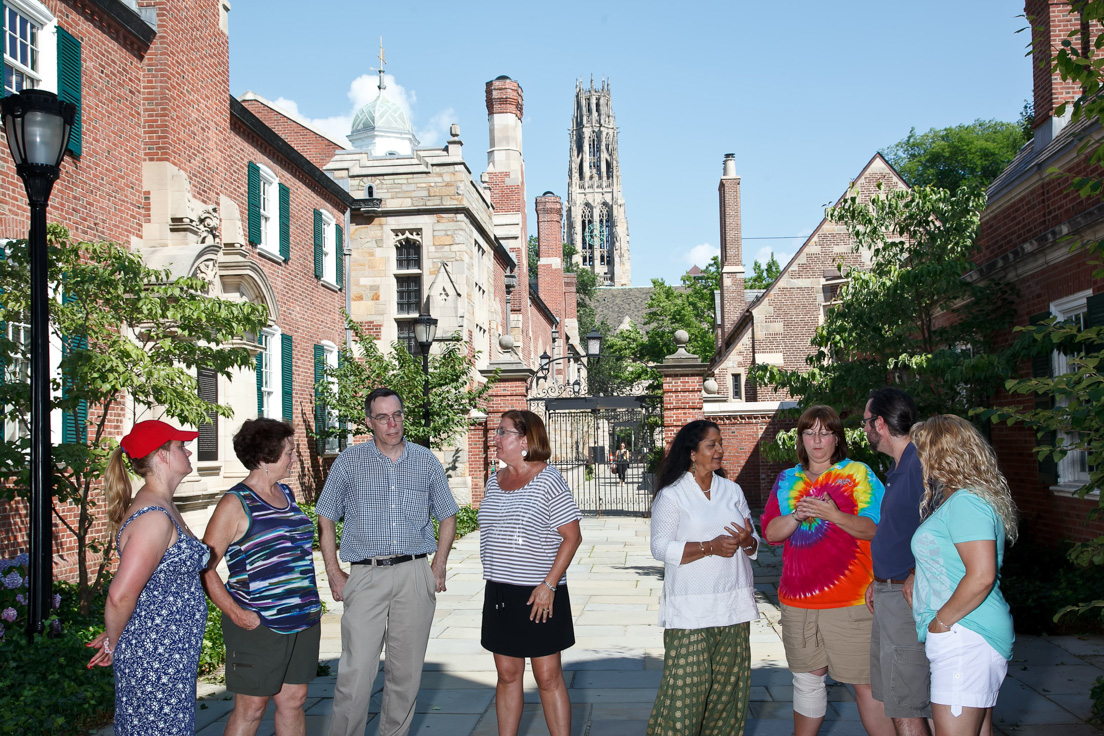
[535,192,565,323]
[483,76,529,355]
[718,153,745,342]
[1028,0,1083,148]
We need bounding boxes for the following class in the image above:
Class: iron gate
[528,394,662,516]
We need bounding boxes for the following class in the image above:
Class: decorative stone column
[469,335,534,506]
[655,330,709,448]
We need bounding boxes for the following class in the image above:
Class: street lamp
[586,330,602,361]
[526,331,603,396]
[413,312,438,448]
[2,89,76,639]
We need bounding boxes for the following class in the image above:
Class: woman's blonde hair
[103,442,168,534]
[910,414,1019,543]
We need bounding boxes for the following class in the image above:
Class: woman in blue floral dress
[87,420,209,736]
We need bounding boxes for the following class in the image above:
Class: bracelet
[791,510,799,521]
[934,615,951,630]
[543,581,556,593]
[103,637,112,655]
[699,541,706,556]
[708,540,714,556]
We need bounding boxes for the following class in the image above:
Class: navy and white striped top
[478,464,582,586]
[224,482,322,634]
[316,439,459,562]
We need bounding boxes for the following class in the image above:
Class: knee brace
[792,671,828,718]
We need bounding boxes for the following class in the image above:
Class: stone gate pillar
[656,330,708,449]
[470,339,534,506]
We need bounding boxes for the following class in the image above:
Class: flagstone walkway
[99,517,1102,735]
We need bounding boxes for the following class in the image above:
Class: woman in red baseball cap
[86,419,209,736]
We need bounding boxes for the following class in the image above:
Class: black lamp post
[527,331,603,395]
[1,90,76,639]
[413,312,438,448]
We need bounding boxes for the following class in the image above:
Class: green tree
[0,225,269,612]
[881,119,1028,192]
[314,315,493,449]
[527,235,539,280]
[746,252,782,289]
[640,256,720,363]
[750,184,1015,439]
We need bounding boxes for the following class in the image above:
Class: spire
[371,37,387,93]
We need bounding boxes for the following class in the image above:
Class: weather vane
[370,37,387,91]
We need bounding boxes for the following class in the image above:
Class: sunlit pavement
[91,516,1103,735]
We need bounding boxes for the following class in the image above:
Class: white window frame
[2,0,57,97]
[321,341,339,455]
[1051,290,1095,496]
[320,210,336,286]
[3,318,29,443]
[259,326,282,420]
[255,164,280,259]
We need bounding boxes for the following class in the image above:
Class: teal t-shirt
[910,489,1014,660]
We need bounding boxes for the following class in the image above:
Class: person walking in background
[201,418,322,736]
[317,387,459,736]
[863,388,934,736]
[909,415,1018,736]
[647,420,759,736]
[615,441,630,484]
[85,420,208,736]
[762,406,893,736]
[478,409,582,736]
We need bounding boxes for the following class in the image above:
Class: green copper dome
[350,92,412,135]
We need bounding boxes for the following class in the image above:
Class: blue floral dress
[113,506,209,735]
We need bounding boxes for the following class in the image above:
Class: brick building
[0,0,349,577]
[705,153,908,507]
[971,0,1104,543]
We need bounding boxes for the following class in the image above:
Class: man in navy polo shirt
[863,387,932,736]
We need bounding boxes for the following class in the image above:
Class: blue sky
[228,1,1032,287]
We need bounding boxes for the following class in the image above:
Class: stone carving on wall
[193,257,222,296]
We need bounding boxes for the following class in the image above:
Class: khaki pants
[329,559,437,736]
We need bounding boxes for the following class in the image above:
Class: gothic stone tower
[566,77,631,286]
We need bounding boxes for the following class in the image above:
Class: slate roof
[593,286,669,332]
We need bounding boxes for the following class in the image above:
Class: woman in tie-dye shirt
[761,405,892,736]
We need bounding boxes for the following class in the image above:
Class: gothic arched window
[581,205,595,267]
[599,204,611,267]
[589,134,600,178]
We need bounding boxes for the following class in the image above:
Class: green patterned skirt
[647,622,752,736]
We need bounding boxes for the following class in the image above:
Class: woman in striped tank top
[201,418,322,736]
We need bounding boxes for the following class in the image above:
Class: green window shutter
[61,290,86,445]
[247,163,261,244]
[337,351,348,451]
[335,223,344,290]
[1028,311,1057,486]
[314,344,325,453]
[255,349,264,416]
[281,333,294,422]
[1085,292,1104,329]
[1,11,6,98]
[313,210,323,278]
[279,184,291,262]
[57,28,82,157]
[0,246,6,381]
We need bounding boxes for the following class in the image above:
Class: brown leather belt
[873,575,909,584]
[352,553,428,567]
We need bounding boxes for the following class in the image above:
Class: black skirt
[481,579,575,659]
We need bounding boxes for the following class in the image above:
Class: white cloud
[264,73,453,150]
[684,243,719,269]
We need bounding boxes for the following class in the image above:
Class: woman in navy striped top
[201,418,322,736]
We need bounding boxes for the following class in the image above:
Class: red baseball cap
[120,420,198,460]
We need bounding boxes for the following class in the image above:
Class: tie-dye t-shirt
[761,460,884,609]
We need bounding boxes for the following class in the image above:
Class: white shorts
[925,623,1008,715]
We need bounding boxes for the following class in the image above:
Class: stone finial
[498,334,515,352]
[450,123,460,139]
[674,329,689,346]
[661,329,700,364]
[703,376,719,395]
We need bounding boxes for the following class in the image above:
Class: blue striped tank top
[224,482,322,634]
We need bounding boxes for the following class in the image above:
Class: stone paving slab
[94,517,1104,735]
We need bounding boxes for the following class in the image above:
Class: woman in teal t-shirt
[909,415,1019,736]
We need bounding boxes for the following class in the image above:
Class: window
[1051,292,1092,490]
[256,327,281,419]
[3,318,29,443]
[731,373,743,401]
[247,163,286,259]
[396,237,420,270]
[396,321,416,355]
[3,0,54,96]
[396,276,420,315]
[314,342,339,455]
[314,209,338,286]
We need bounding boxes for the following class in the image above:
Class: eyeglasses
[494,428,523,437]
[802,430,835,439]
[860,416,878,428]
[370,411,404,425]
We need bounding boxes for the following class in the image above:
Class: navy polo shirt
[871,442,925,580]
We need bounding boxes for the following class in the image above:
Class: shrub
[300,502,343,550]
[198,597,225,676]
[1001,537,1104,635]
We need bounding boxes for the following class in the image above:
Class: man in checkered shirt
[318,387,459,736]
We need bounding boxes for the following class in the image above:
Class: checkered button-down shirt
[316,439,459,562]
